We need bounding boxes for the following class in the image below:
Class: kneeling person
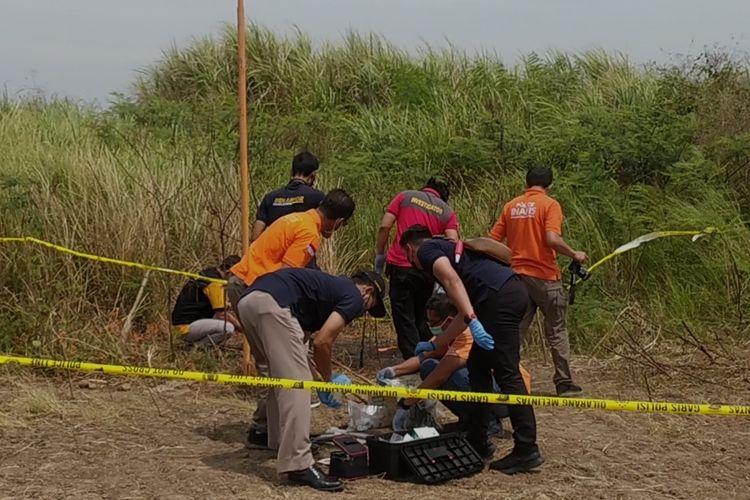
[171,255,241,347]
[378,294,528,431]
[236,268,386,492]
[377,294,480,425]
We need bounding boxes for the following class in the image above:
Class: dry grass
[8,384,65,418]
[0,349,748,499]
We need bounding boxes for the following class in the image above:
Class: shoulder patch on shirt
[306,243,317,257]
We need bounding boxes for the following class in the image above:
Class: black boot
[287,465,344,491]
[470,439,497,461]
[244,428,269,450]
[489,447,544,474]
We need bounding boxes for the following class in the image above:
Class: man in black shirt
[252,151,325,242]
[236,268,386,491]
[399,224,543,475]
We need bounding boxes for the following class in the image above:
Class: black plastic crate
[366,432,484,484]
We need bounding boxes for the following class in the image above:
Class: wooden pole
[237,0,252,375]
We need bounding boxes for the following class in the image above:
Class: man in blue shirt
[236,268,386,491]
[399,224,543,475]
[252,151,326,241]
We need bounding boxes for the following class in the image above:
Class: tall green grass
[1,24,749,364]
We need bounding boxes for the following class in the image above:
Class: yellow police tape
[1,228,720,288]
[1,355,748,417]
[0,236,226,284]
[585,227,719,276]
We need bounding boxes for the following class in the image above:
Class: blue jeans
[419,358,508,423]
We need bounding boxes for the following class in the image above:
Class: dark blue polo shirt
[256,180,325,227]
[244,268,364,332]
[416,239,515,305]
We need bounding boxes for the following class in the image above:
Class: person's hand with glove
[317,372,352,409]
[468,316,494,350]
[414,341,437,358]
[376,366,396,386]
[374,255,386,275]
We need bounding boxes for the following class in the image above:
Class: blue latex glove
[318,390,341,408]
[414,341,436,357]
[331,373,352,385]
[318,373,352,408]
[469,318,495,350]
[376,367,396,385]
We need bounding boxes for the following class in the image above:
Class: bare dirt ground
[1,338,749,500]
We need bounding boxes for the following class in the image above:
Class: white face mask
[428,325,443,337]
[428,317,451,337]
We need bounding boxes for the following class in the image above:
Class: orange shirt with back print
[230,209,322,286]
[489,187,564,281]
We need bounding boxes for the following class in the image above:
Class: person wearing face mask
[236,268,387,491]
[377,294,531,432]
[226,188,355,449]
[398,224,543,475]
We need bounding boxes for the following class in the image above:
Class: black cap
[352,271,387,318]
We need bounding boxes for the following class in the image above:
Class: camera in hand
[568,261,590,281]
[567,261,590,305]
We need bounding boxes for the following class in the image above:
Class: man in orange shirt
[489,166,587,397]
[225,188,356,447]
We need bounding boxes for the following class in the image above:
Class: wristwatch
[464,312,477,324]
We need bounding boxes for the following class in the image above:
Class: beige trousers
[236,291,314,473]
[226,275,268,432]
[518,275,573,386]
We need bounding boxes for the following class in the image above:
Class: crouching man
[236,267,386,492]
[377,294,531,433]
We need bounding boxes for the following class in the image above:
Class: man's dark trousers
[465,276,538,453]
[388,265,434,360]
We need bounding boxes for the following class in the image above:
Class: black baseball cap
[352,271,387,318]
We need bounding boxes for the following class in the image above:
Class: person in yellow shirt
[225,188,356,448]
[170,255,241,348]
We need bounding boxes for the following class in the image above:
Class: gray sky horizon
[1,0,749,106]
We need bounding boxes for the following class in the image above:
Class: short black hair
[424,177,450,202]
[425,294,457,319]
[219,254,241,271]
[526,165,553,188]
[292,151,320,177]
[319,188,355,220]
[399,224,432,247]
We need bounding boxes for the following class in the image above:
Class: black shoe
[489,448,544,474]
[471,440,497,461]
[287,466,344,492]
[556,382,583,398]
[244,428,268,450]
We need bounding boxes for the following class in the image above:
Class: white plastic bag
[347,401,392,432]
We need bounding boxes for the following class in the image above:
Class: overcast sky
[1,0,748,105]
